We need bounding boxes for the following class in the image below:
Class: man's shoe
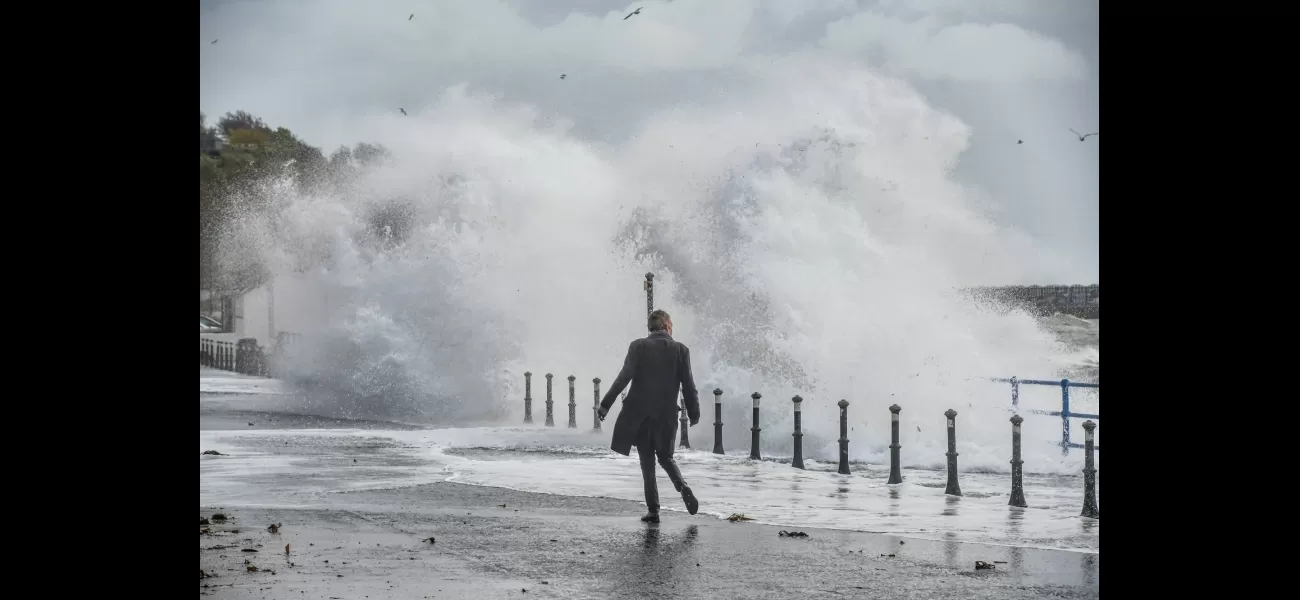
[641,511,660,523]
[681,486,699,515]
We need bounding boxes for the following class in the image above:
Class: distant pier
[966,285,1099,319]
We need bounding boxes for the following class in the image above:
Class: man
[598,309,700,523]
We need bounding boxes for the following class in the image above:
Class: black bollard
[567,375,577,428]
[200,339,208,367]
[837,399,851,475]
[545,373,555,427]
[1081,420,1100,518]
[943,409,962,496]
[592,377,602,431]
[887,404,903,484]
[644,272,654,315]
[791,395,805,470]
[712,389,724,455]
[679,397,690,449]
[750,392,762,460]
[523,372,533,424]
[1009,415,1027,507]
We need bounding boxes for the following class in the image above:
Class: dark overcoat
[599,330,701,456]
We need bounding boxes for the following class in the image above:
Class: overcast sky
[200,0,1099,282]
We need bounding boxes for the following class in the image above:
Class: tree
[217,110,269,137]
[200,108,397,293]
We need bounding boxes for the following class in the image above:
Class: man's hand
[598,406,609,421]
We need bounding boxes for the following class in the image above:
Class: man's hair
[648,309,671,332]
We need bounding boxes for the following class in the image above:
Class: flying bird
[399,108,407,116]
[559,74,566,80]
[1017,140,1024,144]
[409,13,414,21]
[624,7,643,20]
[1070,129,1098,142]
[211,39,218,44]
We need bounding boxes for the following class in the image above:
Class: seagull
[409,13,414,21]
[211,39,218,44]
[1070,129,1098,142]
[399,108,407,116]
[1017,140,1023,144]
[559,74,566,80]
[624,7,643,20]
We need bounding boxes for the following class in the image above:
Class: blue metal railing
[991,377,1099,455]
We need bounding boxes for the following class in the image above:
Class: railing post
[944,409,962,496]
[749,392,762,460]
[567,375,577,428]
[1081,420,1100,519]
[592,378,602,431]
[1060,379,1071,456]
[644,272,654,316]
[791,395,804,470]
[837,399,850,475]
[887,404,902,484]
[1010,376,1020,409]
[1009,415,1027,507]
[523,372,533,424]
[545,373,555,427]
[712,389,724,455]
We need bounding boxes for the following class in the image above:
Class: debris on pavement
[200,517,210,525]
[242,548,258,553]
[423,537,436,544]
[267,523,281,533]
[778,531,809,538]
[211,513,229,523]
[726,513,754,522]
[975,561,996,570]
[200,568,213,580]
[285,543,291,554]
[994,561,1007,564]
[202,450,225,456]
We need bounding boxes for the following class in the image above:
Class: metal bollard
[592,378,602,431]
[837,399,851,475]
[1081,420,1099,518]
[644,272,654,315]
[567,375,577,428]
[545,373,555,427]
[679,397,690,449]
[712,389,724,455]
[791,395,805,470]
[750,392,762,460]
[943,409,962,496]
[524,372,533,424]
[887,404,903,484]
[1060,379,1072,456]
[1009,415,1027,507]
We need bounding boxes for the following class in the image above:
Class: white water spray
[216,54,1093,472]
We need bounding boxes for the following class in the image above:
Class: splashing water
[217,57,1094,474]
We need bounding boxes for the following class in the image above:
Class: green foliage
[199,109,391,293]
